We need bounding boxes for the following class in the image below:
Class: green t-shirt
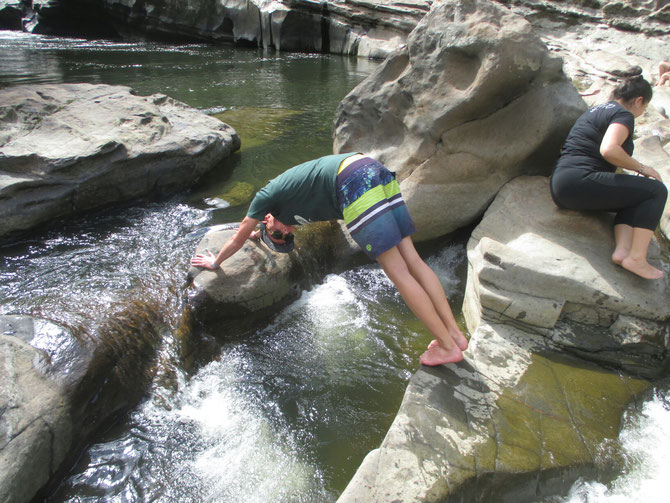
[247,153,356,225]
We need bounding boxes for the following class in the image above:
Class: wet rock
[463,176,670,378]
[0,308,162,503]
[333,0,585,240]
[0,316,75,503]
[0,0,24,30]
[0,83,240,242]
[187,227,300,321]
[338,322,649,502]
[187,221,355,322]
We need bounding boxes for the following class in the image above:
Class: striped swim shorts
[336,157,416,260]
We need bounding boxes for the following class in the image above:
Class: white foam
[140,355,319,502]
[563,391,670,503]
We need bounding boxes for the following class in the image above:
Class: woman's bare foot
[611,248,628,265]
[420,344,463,366]
[621,256,664,279]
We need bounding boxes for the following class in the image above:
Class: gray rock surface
[0,311,161,503]
[85,0,430,59]
[187,227,300,321]
[501,0,670,35]
[333,0,585,240]
[463,176,670,378]
[338,323,650,502]
[187,221,353,321]
[0,316,88,503]
[0,83,240,241]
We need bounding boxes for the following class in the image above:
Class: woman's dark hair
[611,66,653,103]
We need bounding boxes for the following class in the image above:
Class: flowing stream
[2,30,669,503]
[0,30,469,501]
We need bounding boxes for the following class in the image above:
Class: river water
[2,30,670,503]
[0,30,469,501]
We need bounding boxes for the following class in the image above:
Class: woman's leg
[612,224,632,265]
[552,168,667,278]
[376,241,464,366]
[621,228,664,279]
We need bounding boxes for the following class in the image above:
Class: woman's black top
[556,100,635,173]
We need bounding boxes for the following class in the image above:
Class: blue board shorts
[336,157,416,259]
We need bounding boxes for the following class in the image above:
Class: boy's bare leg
[377,246,463,365]
[396,237,468,350]
[377,244,463,366]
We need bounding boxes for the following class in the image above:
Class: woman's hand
[190,250,218,270]
[640,165,663,182]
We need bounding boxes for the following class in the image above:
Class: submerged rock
[464,176,670,378]
[0,83,240,241]
[333,0,585,240]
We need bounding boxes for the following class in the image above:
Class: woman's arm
[600,123,663,182]
[190,216,260,270]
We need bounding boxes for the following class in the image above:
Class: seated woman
[550,67,667,279]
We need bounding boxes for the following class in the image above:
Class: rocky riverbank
[2,0,669,502]
[2,1,667,58]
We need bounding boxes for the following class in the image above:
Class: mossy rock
[216,181,255,207]
[214,107,302,151]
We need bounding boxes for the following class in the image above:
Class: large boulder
[0,83,240,241]
[463,176,670,378]
[338,323,650,502]
[0,0,24,29]
[0,310,161,503]
[333,0,586,240]
[187,226,300,322]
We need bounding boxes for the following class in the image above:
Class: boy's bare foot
[420,345,463,366]
[428,332,468,352]
[452,329,469,351]
[621,256,664,279]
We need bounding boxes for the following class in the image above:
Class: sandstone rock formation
[333,0,586,240]
[187,221,354,322]
[187,226,299,321]
[463,176,670,378]
[338,323,650,502]
[0,312,161,503]
[339,175,669,502]
[501,0,670,36]
[9,0,431,58]
[0,83,240,241]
